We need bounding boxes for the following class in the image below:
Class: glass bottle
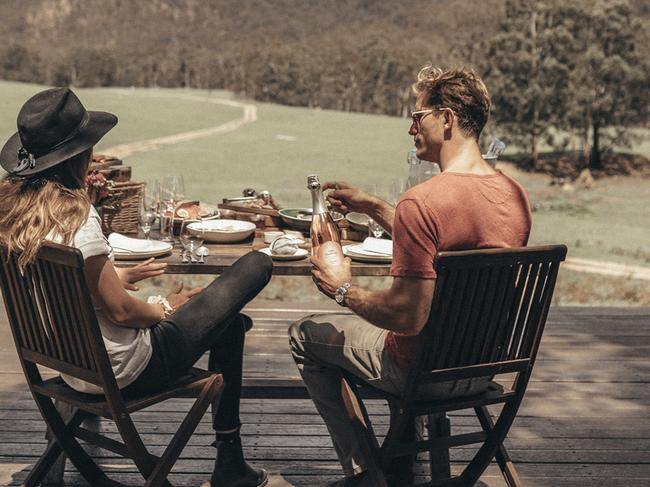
[406,148,421,189]
[307,175,345,266]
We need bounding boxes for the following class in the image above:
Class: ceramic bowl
[187,219,256,243]
[278,208,344,231]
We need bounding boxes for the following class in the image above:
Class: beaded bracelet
[147,295,174,318]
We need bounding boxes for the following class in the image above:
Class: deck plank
[0,301,648,486]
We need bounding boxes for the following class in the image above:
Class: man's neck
[438,138,495,175]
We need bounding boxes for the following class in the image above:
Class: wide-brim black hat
[0,87,117,176]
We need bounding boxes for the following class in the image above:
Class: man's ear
[443,108,454,129]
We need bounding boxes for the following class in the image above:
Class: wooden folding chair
[340,245,567,487]
[0,241,224,487]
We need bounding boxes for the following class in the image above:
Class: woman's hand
[116,258,167,291]
[310,254,352,298]
[166,282,204,312]
[322,181,377,215]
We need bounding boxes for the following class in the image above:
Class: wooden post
[427,413,451,480]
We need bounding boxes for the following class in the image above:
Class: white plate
[111,240,173,260]
[343,244,392,263]
[259,247,309,261]
[187,219,256,243]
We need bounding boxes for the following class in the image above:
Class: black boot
[210,436,268,487]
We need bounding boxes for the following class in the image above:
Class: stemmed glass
[367,183,387,239]
[161,175,185,209]
[139,208,156,240]
[179,219,204,263]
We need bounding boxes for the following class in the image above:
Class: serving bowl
[278,208,344,231]
[187,219,256,243]
[345,212,370,232]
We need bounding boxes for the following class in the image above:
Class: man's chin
[417,150,438,163]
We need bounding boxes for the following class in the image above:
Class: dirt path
[563,257,650,281]
[102,89,257,159]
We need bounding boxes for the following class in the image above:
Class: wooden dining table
[114,234,392,277]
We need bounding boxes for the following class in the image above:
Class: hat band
[13,112,91,174]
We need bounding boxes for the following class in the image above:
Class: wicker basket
[98,181,144,235]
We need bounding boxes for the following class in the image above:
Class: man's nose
[408,122,417,135]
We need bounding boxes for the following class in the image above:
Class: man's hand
[322,181,377,215]
[166,282,204,312]
[116,258,167,291]
[310,254,352,298]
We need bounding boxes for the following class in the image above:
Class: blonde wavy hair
[414,66,491,140]
[0,148,93,270]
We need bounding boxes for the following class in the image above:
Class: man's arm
[368,199,395,236]
[310,254,435,335]
[323,181,395,235]
[345,277,435,335]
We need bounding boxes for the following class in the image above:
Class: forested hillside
[0,0,536,115]
[1,0,648,173]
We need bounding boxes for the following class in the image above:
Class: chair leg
[340,377,388,487]
[427,413,451,480]
[459,399,522,487]
[475,406,523,487]
[32,395,118,486]
[34,400,78,487]
[144,375,223,487]
[112,413,174,487]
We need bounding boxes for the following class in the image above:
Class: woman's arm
[114,258,167,291]
[84,255,166,328]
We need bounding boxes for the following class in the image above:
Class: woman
[0,88,271,487]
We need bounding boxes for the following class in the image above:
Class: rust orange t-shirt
[386,170,532,368]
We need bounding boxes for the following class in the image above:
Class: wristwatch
[334,282,352,307]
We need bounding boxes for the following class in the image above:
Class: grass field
[1,81,649,305]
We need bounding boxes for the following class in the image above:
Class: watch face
[335,293,345,304]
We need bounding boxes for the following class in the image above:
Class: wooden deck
[0,301,648,486]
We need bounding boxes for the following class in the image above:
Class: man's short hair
[414,66,491,140]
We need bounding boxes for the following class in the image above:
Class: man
[289,66,532,486]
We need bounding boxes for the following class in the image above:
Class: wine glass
[143,179,161,229]
[179,219,204,263]
[367,218,385,239]
[161,175,185,208]
[139,209,156,240]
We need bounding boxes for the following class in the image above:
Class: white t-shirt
[50,206,153,394]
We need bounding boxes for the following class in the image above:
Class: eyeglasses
[410,108,447,130]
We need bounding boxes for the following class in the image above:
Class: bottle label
[318,241,344,266]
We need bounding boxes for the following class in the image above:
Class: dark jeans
[124,251,273,431]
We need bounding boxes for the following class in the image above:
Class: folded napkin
[362,237,393,256]
[108,233,165,253]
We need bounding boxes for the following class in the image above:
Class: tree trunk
[589,119,602,170]
[531,131,539,170]
[530,10,540,170]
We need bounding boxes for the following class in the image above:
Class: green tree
[484,0,571,169]
[485,0,649,172]
[563,0,648,170]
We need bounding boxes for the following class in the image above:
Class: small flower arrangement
[85,171,112,206]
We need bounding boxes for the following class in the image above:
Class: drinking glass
[390,179,408,206]
[159,202,175,242]
[140,209,156,240]
[143,180,160,212]
[161,175,185,208]
[180,219,204,263]
[367,218,385,239]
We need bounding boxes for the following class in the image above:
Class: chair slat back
[0,242,110,387]
[422,245,566,376]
